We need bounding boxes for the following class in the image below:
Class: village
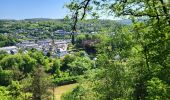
[0,39,70,58]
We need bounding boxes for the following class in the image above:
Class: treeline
[0,19,121,32]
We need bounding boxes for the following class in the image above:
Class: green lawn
[54,84,77,100]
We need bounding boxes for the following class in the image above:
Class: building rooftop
[0,46,18,51]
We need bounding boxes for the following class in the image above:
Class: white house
[0,46,18,54]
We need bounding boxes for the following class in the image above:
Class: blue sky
[0,0,70,19]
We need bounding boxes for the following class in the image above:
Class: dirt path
[54,84,77,100]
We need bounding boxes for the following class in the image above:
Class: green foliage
[0,0,170,99]
[0,54,36,75]
[68,56,93,75]
[53,76,77,86]
[0,86,10,100]
[32,67,52,100]
[0,69,13,86]
[0,51,9,60]
[61,54,76,71]
[28,50,48,66]
[49,59,61,77]
[76,34,86,48]
[89,61,134,100]
[62,85,98,100]
[0,34,17,47]
[146,77,169,100]
[0,19,120,40]
[64,0,170,99]
[20,54,36,74]
[61,51,93,76]
[8,81,22,98]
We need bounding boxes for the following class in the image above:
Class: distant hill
[116,19,132,25]
[116,18,147,25]
[0,18,132,25]
[0,18,62,22]
[24,18,57,22]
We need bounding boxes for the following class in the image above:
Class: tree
[68,55,93,76]
[31,66,52,100]
[146,77,169,99]
[8,81,22,99]
[28,50,49,68]
[66,0,92,44]
[61,54,76,71]
[49,59,60,100]
[0,54,36,79]
[0,69,13,86]
[0,86,11,100]
[50,59,60,77]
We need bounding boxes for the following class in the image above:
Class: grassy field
[54,84,77,100]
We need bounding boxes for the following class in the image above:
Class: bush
[146,77,170,100]
[0,86,10,100]
[53,76,77,86]
[0,70,13,86]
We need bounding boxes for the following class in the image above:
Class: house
[55,42,68,58]
[16,41,41,50]
[37,40,51,46]
[0,46,18,54]
[54,30,66,35]
[56,48,68,58]
[15,40,69,57]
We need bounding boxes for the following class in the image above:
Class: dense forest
[0,0,170,100]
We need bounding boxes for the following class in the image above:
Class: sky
[0,0,70,19]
